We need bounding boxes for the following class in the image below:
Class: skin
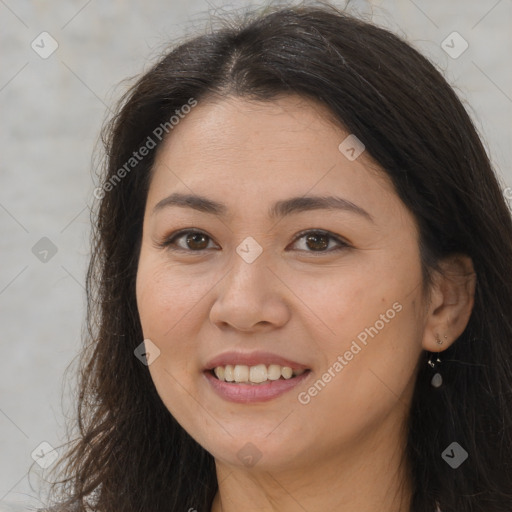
[135,95,476,512]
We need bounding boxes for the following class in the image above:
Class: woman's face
[136,95,427,471]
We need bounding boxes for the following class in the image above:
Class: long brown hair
[43,2,512,511]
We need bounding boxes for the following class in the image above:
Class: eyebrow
[152,192,373,222]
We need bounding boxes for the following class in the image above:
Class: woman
[43,2,512,511]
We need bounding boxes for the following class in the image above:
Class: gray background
[1,0,511,508]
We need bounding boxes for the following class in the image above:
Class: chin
[204,432,307,471]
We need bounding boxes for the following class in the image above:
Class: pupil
[187,233,207,250]
[306,233,328,251]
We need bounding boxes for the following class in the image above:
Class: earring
[428,333,446,388]
[428,352,443,388]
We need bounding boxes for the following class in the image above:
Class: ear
[421,254,476,352]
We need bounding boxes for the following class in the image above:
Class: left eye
[159,229,349,253]
[291,230,349,253]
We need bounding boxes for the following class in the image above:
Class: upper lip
[204,351,309,371]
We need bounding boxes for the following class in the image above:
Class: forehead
[156,95,349,158]
[150,95,391,197]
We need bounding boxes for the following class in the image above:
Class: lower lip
[204,370,311,403]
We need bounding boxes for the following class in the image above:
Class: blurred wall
[1,0,511,507]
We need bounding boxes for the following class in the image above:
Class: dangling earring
[428,334,446,388]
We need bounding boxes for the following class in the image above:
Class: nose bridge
[209,241,289,330]
[223,238,272,299]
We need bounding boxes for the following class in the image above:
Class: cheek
[298,249,424,418]
[304,255,416,349]
[136,259,208,427]
[135,258,210,395]
[136,256,211,341]
[293,301,422,452]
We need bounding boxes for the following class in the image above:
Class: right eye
[158,229,218,252]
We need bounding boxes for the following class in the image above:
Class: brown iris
[304,232,329,251]
[185,232,209,250]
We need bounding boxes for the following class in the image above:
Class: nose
[209,255,291,333]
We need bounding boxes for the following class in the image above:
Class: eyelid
[158,228,352,254]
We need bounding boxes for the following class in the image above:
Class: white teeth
[281,366,293,379]
[267,364,282,381]
[249,364,267,383]
[224,364,234,382]
[211,364,307,384]
[234,365,249,383]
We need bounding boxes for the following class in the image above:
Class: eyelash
[157,228,351,255]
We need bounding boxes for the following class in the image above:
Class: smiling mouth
[208,364,310,385]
